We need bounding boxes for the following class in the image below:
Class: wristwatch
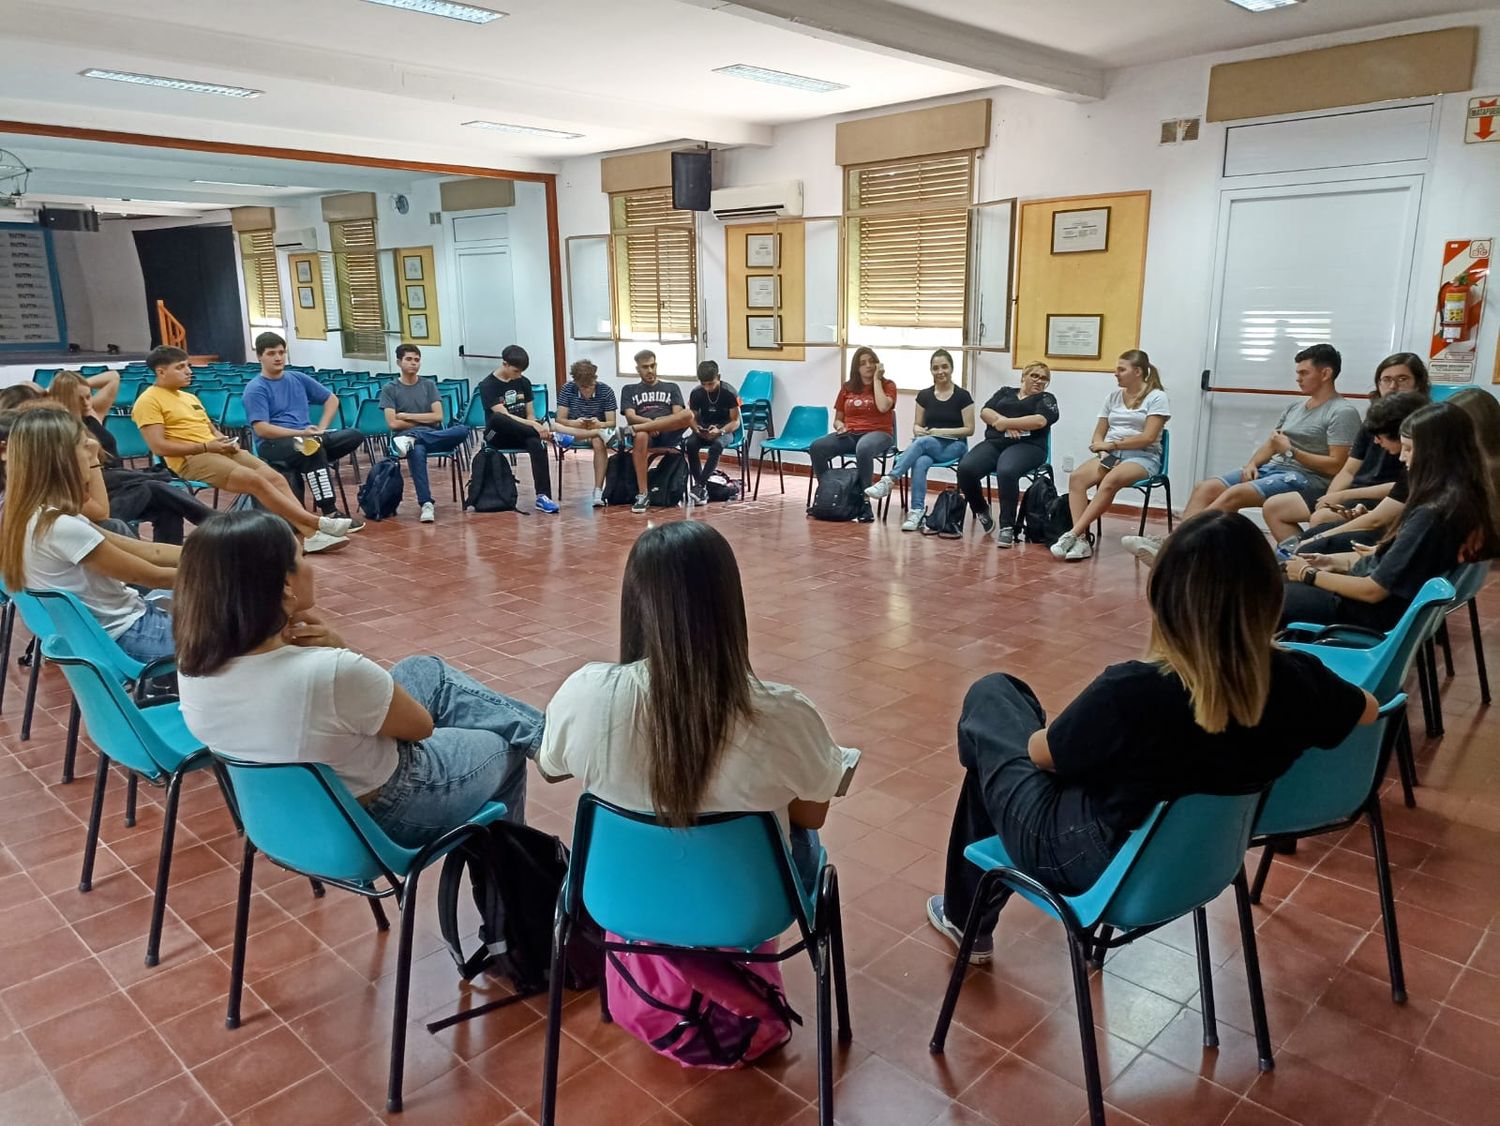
[1302,568,1318,586]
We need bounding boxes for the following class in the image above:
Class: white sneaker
[865,478,893,500]
[419,502,435,523]
[1121,534,1162,565]
[901,507,925,532]
[391,435,415,457]
[1049,531,1078,559]
[591,487,605,508]
[318,514,352,537]
[303,530,348,554]
[1065,537,1094,561]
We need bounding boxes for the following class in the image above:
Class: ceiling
[0,0,1490,167]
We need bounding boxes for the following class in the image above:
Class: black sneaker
[855,500,875,524]
[631,493,650,514]
[977,507,995,535]
[925,896,993,964]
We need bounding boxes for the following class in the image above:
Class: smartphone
[835,748,862,797]
[1099,452,1121,470]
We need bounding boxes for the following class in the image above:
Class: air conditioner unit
[709,181,803,221]
[273,226,318,251]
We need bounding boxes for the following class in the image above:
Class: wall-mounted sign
[1466,97,1499,143]
[1429,237,1490,383]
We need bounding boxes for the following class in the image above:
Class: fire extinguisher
[1440,273,1471,342]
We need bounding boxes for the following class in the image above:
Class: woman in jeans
[865,349,974,531]
[175,510,542,845]
[809,347,897,521]
[925,511,1376,962]
[955,362,1059,546]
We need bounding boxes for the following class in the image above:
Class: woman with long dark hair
[539,521,852,885]
[174,510,543,845]
[1284,401,1500,630]
[808,346,897,517]
[865,349,973,531]
[927,511,1376,961]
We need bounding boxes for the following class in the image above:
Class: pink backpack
[604,934,801,1068]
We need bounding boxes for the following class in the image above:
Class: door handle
[1200,369,1211,392]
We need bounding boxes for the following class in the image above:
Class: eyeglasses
[1378,374,1413,388]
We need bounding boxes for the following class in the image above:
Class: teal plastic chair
[0,586,55,743]
[33,368,60,388]
[195,389,229,428]
[1438,561,1491,706]
[79,365,110,376]
[541,796,851,1126]
[930,791,1273,1126]
[1095,429,1174,546]
[736,370,775,482]
[355,397,392,452]
[110,380,141,415]
[1249,696,1407,1000]
[485,385,555,497]
[103,414,153,465]
[1281,575,1456,807]
[219,395,249,443]
[214,756,506,1112]
[41,636,211,967]
[754,405,829,502]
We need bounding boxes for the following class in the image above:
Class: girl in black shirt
[925,511,1376,961]
[864,349,974,531]
[954,362,1060,546]
[1284,400,1500,631]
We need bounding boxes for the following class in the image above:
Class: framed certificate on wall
[1051,207,1111,254]
[1045,314,1103,359]
[746,275,779,308]
[745,233,779,268]
[746,315,781,349]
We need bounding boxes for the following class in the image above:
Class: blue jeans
[888,436,969,509]
[402,425,472,506]
[790,828,822,894]
[1214,464,1313,501]
[364,655,544,848]
[115,597,174,663]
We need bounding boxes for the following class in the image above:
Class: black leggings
[955,440,1045,525]
[1280,580,1405,633]
[485,414,553,497]
[105,475,215,545]
[258,428,364,515]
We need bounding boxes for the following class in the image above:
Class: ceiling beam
[686,0,1104,101]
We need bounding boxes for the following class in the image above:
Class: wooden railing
[155,299,187,351]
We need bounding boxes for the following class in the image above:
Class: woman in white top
[539,521,852,888]
[0,407,179,662]
[1051,350,1171,562]
[175,510,543,846]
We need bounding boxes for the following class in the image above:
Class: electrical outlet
[1062,456,1075,473]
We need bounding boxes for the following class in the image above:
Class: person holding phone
[683,360,741,503]
[809,346,897,520]
[865,349,974,532]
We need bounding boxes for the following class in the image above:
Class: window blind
[238,229,283,325]
[614,188,696,338]
[330,218,385,359]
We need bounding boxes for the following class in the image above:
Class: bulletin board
[287,252,327,341]
[396,245,442,346]
[1014,191,1150,373]
[725,221,805,362]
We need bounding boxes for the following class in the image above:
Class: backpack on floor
[464,447,519,513]
[920,488,966,539]
[602,451,639,506]
[703,470,741,503]
[357,456,404,521]
[808,468,864,522]
[647,455,689,507]
[427,821,602,1032]
[1019,466,1071,544]
[605,938,801,1069]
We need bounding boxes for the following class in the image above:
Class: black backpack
[357,456,404,521]
[808,468,864,521]
[920,488,966,539]
[428,821,602,1031]
[1019,465,1072,543]
[703,470,741,503]
[647,455,688,507]
[602,451,639,506]
[464,447,519,513]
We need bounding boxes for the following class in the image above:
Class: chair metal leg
[1470,599,1491,705]
[827,869,852,1041]
[145,770,185,966]
[1425,638,1445,737]
[62,699,81,784]
[20,645,41,741]
[1393,710,1417,808]
[387,870,425,1113]
[1137,484,1151,536]
[1232,869,1275,1070]
[0,601,13,715]
[1067,931,1107,1126]
[309,877,326,898]
[1163,481,1175,531]
[1193,907,1219,1048]
[930,872,1004,1053]
[124,771,138,828]
[1090,924,1114,968]
[78,748,111,893]
[368,897,391,932]
[540,911,574,1126]
[1365,799,1407,1003]
[816,938,835,1126]
[1248,844,1276,904]
[226,840,256,1029]
[1437,621,1455,678]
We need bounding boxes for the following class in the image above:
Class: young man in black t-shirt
[683,360,741,502]
[620,349,694,513]
[476,344,559,513]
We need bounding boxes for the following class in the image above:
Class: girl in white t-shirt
[0,407,180,662]
[174,510,543,847]
[1050,350,1171,562]
[539,521,852,889]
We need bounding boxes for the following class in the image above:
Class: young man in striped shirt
[552,359,619,507]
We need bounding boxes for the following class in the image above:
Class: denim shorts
[1215,465,1315,501]
[1105,450,1161,478]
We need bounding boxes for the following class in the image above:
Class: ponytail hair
[1120,349,1164,395]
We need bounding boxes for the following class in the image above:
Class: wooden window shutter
[238,229,283,325]
[850,153,972,329]
[330,218,385,358]
[613,188,696,338]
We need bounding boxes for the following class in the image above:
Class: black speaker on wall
[672,150,713,211]
[39,207,100,232]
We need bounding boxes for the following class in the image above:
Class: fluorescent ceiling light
[80,69,262,98]
[1224,0,1302,11]
[462,120,584,139]
[191,179,289,189]
[362,0,505,23]
[712,64,847,93]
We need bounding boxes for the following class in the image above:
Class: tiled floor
[1,462,1497,1126]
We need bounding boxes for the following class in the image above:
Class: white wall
[556,8,1500,501]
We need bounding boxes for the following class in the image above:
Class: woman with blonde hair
[955,361,1060,546]
[1051,349,1170,561]
[926,511,1376,960]
[0,409,179,661]
[47,370,213,544]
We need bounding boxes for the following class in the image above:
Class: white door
[454,246,517,385]
[1199,175,1423,475]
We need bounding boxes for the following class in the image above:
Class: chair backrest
[1,585,52,644]
[1255,695,1405,838]
[531,385,550,422]
[196,389,230,424]
[1449,560,1490,605]
[79,365,110,376]
[216,757,417,884]
[1429,384,1463,403]
[739,370,773,405]
[220,395,248,430]
[39,637,183,779]
[463,394,487,428]
[1355,576,1456,699]
[780,406,830,444]
[355,398,390,437]
[33,369,60,388]
[27,588,146,681]
[103,415,153,462]
[1154,429,1171,477]
[569,796,810,950]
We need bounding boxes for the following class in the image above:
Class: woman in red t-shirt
[810,347,897,517]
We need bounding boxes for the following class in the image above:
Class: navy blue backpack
[358,457,405,521]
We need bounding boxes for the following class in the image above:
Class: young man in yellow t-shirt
[131,347,349,552]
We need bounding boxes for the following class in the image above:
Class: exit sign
[1466,96,1500,143]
